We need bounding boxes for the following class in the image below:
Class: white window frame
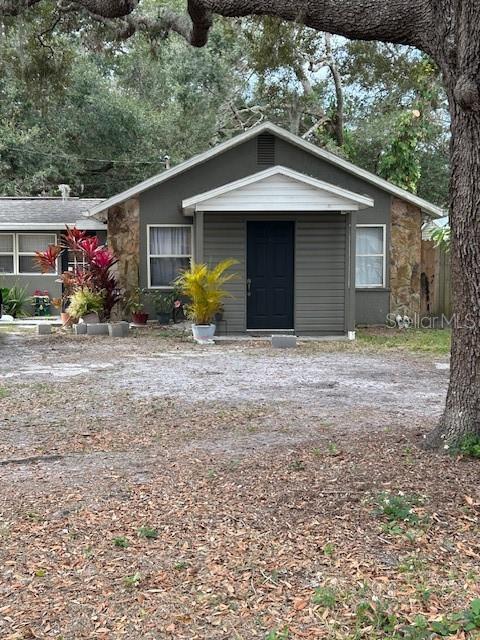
[356,224,386,289]
[67,249,87,273]
[147,224,193,290]
[17,233,58,276]
[0,233,15,275]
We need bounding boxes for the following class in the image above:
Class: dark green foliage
[0,7,449,206]
[456,435,480,459]
[1,285,30,317]
[374,492,421,525]
[138,526,158,539]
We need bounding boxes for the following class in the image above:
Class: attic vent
[257,133,275,165]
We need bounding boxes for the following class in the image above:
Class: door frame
[245,219,295,331]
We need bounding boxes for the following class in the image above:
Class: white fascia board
[86,121,445,219]
[182,166,374,214]
[74,219,107,230]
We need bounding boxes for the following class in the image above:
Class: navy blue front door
[247,221,294,330]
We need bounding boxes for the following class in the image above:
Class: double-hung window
[0,234,15,274]
[356,225,386,288]
[17,234,57,275]
[148,225,192,288]
[67,249,87,273]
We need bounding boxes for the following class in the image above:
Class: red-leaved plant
[34,226,121,320]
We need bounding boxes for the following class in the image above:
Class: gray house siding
[137,132,395,329]
[203,213,347,335]
[204,215,246,333]
[295,215,346,334]
[1,274,62,309]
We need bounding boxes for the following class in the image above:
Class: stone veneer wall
[107,197,140,293]
[390,197,422,316]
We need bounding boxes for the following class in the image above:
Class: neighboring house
[84,122,444,337]
[0,198,106,304]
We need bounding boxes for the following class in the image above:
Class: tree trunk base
[424,409,480,451]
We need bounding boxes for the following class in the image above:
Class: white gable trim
[85,122,444,219]
[182,166,374,214]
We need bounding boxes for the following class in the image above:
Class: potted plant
[123,288,149,325]
[175,259,237,343]
[67,287,104,324]
[153,291,176,324]
[32,289,51,317]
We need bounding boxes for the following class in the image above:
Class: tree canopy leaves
[0,5,449,205]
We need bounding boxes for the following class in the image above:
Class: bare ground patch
[2,331,477,640]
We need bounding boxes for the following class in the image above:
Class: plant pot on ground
[60,311,74,327]
[132,311,149,325]
[123,287,151,325]
[152,291,181,325]
[67,288,104,324]
[175,259,237,343]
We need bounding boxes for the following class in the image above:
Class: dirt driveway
[0,330,448,466]
[2,330,477,640]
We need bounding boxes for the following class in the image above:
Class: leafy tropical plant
[123,287,149,315]
[67,287,104,320]
[153,291,176,315]
[175,260,238,325]
[1,285,31,318]
[34,226,120,320]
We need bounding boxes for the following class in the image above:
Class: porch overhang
[182,166,374,215]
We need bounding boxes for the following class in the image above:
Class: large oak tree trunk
[426,91,480,447]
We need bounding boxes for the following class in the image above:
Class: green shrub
[456,434,480,459]
[2,284,30,317]
[67,287,104,320]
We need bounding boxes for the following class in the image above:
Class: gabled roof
[0,197,106,230]
[182,166,374,214]
[86,122,445,219]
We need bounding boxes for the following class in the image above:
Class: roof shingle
[0,198,104,225]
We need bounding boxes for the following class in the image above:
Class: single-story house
[1,122,445,334]
[85,122,444,337]
[0,197,106,305]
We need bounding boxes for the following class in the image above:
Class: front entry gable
[182,166,374,214]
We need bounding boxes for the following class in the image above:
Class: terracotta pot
[132,311,149,325]
[60,312,73,327]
